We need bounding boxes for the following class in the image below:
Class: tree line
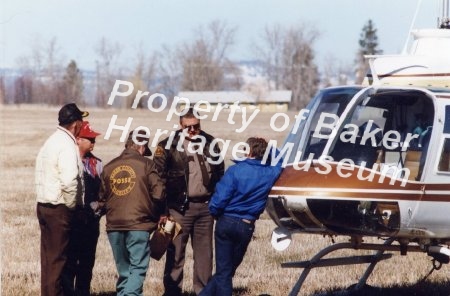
[0,19,381,110]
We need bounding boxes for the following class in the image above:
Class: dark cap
[126,129,152,156]
[58,103,89,125]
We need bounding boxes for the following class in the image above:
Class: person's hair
[180,107,199,121]
[125,132,145,151]
[246,137,268,160]
[125,139,138,150]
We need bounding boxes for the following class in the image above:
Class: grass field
[1,104,450,295]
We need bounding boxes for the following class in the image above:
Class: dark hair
[246,137,268,160]
[180,107,199,121]
[58,103,88,125]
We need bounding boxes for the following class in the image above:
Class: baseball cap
[127,129,152,156]
[58,103,89,125]
[78,121,101,138]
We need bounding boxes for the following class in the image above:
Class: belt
[242,218,255,225]
[221,215,255,225]
[37,202,61,209]
[188,196,210,203]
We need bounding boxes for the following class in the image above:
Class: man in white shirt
[35,103,88,296]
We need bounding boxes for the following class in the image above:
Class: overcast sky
[0,0,441,71]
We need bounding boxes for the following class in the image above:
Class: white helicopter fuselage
[267,24,450,245]
[268,2,450,294]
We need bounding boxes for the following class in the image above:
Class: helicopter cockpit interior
[283,87,436,182]
[328,89,435,182]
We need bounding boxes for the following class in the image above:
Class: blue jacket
[209,154,283,221]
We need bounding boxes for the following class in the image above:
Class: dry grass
[1,105,450,296]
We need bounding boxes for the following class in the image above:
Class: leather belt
[37,202,60,209]
[188,196,210,203]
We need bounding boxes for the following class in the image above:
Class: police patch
[154,146,164,157]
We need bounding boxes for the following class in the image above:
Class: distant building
[177,90,292,112]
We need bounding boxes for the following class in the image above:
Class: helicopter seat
[404,150,421,181]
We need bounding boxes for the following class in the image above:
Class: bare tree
[94,37,122,107]
[179,20,240,91]
[43,37,63,82]
[321,54,354,87]
[125,46,161,108]
[0,76,5,105]
[14,36,65,105]
[255,23,320,110]
[255,24,283,90]
[159,45,183,101]
[14,75,33,104]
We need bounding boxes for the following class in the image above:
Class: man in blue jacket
[200,137,283,296]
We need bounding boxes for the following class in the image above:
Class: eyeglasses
[183,123,200,131]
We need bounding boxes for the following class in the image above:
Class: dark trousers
[199,216,255,296]
[164,202,214,295]
[62,210,100,296]
[37,203,73,296]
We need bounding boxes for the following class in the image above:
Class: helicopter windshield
[283,86,363,163]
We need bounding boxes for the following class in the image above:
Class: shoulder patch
[154,146,164,157]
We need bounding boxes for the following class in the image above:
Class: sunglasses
[183,123,200,131]
[82,137,96,144]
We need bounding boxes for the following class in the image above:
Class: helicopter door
[320,89,435,235]
[407,103,450,237]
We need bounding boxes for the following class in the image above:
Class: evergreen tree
[59,60,83,104]
[355,19,383,84]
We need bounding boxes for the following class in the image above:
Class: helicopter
[267,0,450,294]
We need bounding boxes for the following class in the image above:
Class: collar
[121,148,143,157]
[169,130,210,147]
[57,126,77,144]
[232,157,268,166]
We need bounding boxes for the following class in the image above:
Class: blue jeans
[200,215,255,296]
[107,231,150,296]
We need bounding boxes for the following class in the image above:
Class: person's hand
[90,201,105,217]
[159,215,168,224]
[90,201,99,211]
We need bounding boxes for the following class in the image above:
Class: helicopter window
[329,90,434,177]
[444,105,450,133]
[438,138,450,172]
[302,93,357,160]
[329,97,387,169]
[284,87,361,163]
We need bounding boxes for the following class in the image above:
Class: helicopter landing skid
[282,238,424,295]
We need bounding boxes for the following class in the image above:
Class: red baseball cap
[79,121,101,138]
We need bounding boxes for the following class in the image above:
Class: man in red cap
[36,103,89,296]
[63,121,103,296]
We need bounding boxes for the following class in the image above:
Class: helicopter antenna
[439,0,450,28]
[402,0,423,54]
